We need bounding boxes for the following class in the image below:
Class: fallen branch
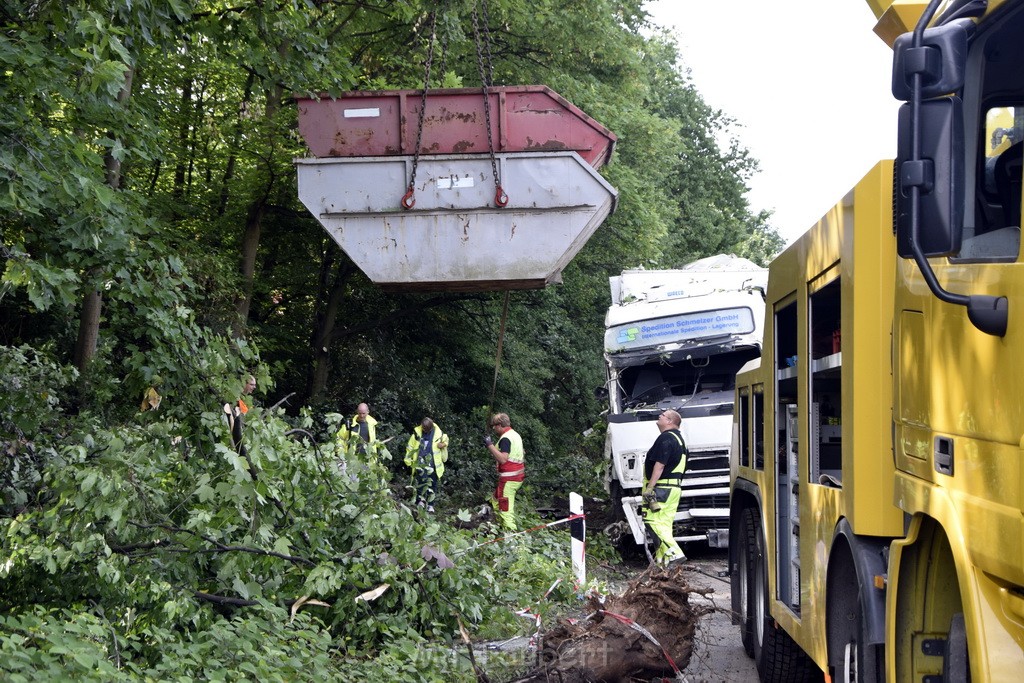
[128,521,316,566]
[457,615,490,683]
[269,393,296,411]
[193,590,259,607]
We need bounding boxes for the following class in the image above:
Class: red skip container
[296,85,617,170]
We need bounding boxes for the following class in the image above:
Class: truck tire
[735,507,757,657]
[827,542,882,683]
[607,480,649,561]
[943,613,969,682]
[837,604,881,683]
[751,513,821,682]
[609,480,627,523]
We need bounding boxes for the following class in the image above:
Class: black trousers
[414,469,440,505]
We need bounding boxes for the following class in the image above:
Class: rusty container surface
[296,85,617,170]
[295,151,618,292]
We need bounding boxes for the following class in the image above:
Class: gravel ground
[680,547,759,682]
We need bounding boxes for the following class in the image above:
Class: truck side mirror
[594,385,609,400]
[891,19,971,102]
[889,11,1006,337]
[894,97,964,257]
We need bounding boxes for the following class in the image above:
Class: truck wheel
[826,542,882,683]
[837,600,881,682]
[752,514,820,682]
[609,480,627,522]
[735,507,757,656]
[843,640,858,682]
[942,613,969,682]
[607,481,648,561]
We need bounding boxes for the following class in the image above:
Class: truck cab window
[959,9,1024,262]
[962,105,1023,259]
[988,109,1023,224]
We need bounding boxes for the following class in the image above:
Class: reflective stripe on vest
[654,431,687,487]
[497,428,525,481]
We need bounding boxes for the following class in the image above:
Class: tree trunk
[232,195,266,338]
[74,285,103,372]
[74,66,133,371]
[218,71,255,216]
[306,253,355,402]
[173,74,192,199]
[231,67,284,338]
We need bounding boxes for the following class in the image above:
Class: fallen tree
[514,565,711,683]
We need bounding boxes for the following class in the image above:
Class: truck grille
[686,449,729,471]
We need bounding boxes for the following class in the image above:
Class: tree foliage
[2,0,782,677]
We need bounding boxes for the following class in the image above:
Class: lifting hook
[401,188,416,210]
[494,186,509,207]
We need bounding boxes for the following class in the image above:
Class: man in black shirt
[642,409,688,564]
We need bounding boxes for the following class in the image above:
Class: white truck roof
[608,254,767,307]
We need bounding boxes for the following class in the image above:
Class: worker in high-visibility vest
[484,412,525,530]
[337,402,378,456]
[641,409,688,565]
[404,417,449,512]
[224,374,257,456]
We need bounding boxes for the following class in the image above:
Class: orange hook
[401,188,416,210]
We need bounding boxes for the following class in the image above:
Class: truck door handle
[934,436,954,476]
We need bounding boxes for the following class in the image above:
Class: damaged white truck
[600,255,767,553]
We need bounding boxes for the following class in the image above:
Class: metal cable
[471,0,506,206]
[402,9,438,210]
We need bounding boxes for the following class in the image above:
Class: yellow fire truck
[729,1,1024,680]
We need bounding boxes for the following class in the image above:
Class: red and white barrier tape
[514,577,564,649]
[452,513,586,556]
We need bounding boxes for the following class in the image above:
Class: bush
[0,391,583,680]
[0,345,77,513]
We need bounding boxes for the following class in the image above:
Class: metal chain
[402,9,438,210]
[437,0,451,82]
[471,0,507,207]
[480,0,495,86]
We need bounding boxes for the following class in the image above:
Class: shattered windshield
[613,346,759,418]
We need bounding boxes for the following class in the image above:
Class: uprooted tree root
[511,565,713,683]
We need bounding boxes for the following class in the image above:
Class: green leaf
[272,536,292,555]
[91,59,128,97]
[93,184,114,209]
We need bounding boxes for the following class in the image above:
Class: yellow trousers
[492,478,522,531]
[644,486,684,563]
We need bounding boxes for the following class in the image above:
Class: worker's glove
[483,435,493,447]
[642,490,661,511]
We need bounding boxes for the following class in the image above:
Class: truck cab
[602,255,767,552]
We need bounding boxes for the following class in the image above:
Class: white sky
[646,0,903,245]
